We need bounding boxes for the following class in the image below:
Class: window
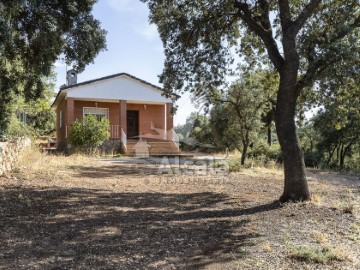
[59,110,62,128]
[83,107,109,121]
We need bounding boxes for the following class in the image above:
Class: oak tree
[210,70,277,165]
[143,0,360,202]
[0,0,107,137]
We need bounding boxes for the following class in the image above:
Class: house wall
[166,103,174,140]
[55,99,175,147]
[73,100,120,125]
[127,103,165,138]
[55,97,67,145]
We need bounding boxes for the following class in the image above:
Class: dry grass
[260,242,273,252]
[311,231,328,244]
[1,149,359,269]
[289,244,349,264]
[15,146,96,182]
[311,193,323,205]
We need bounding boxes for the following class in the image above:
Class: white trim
[83,107,109,120]
[65,76,171,103]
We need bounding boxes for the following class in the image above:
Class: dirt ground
[0,152,359,270]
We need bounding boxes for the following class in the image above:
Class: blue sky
[54,0,195,126]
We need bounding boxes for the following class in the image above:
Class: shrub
[289,245,347,264]
[5,114,34,140]
[70,115,110,154]
[248,141,282,165]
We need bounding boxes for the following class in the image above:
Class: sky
[54,0,196,126]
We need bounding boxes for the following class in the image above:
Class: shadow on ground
[70,164,161,178]
[0,186,281,269]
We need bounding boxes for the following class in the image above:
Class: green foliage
[311,75,360,171]
[70,115,110,154]
[174,113,218,152]
[26,97,55,136]
[6,114,34,140]
[174,112,198,140]
[9,77,56,137]
[298,121,322,167]
[225,159,242,173]
[143,0,359,100]
[248,141,282,164]
[209,70,278,164]
[144,0,359,200]
[0,1,107,137]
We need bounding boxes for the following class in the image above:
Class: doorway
[127,110,139,138]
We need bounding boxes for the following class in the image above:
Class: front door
[127,110,139,138]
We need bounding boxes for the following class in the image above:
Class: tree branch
[234,0,284,72]
[278,0,292,30]
[293,0,322,34]
[298,14,360,90]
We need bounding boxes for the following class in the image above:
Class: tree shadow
[71,157,230,178]
[0,186,281,269]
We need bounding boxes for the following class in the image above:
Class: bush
[228,159,243,172]
[5,114,34,140]
[70,115,110,154]
[248,141,282,165]
[289,245,347,264]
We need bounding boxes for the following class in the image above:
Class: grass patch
[310,231,328,244]
[15,145,96,183]
[342,204,355,214]
[289,245,348,264]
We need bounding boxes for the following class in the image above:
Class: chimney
[66,69,77,86]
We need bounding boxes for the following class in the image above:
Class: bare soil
[0,154,359,269]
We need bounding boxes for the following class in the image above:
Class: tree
[314,79,360,170]
[210,70,277,165]
[0,0,107,137]
[143,0,360,202]
[70,115,110,154]
[10,75,57,137]
[174,112,200,141]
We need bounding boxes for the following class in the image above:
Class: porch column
[164,104,167,140]
[119,100,127,135]
[166,103,173,140]
[66,98,75,139]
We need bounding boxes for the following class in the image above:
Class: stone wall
[0,138,31,176]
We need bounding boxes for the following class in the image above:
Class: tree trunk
[267,124,272,146]
[339,143,344,169]
[327,145,337,166]
[339,142,352,170]
[241,142,248,165]
[275,71,311,202]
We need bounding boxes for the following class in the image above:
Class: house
[51,70,180,155]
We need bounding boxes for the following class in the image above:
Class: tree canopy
[0,0,107,137]
[210,70,278,164]
[143,0,360,201]
[143,0,359,98]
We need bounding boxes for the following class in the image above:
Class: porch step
[125,139,180,156]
